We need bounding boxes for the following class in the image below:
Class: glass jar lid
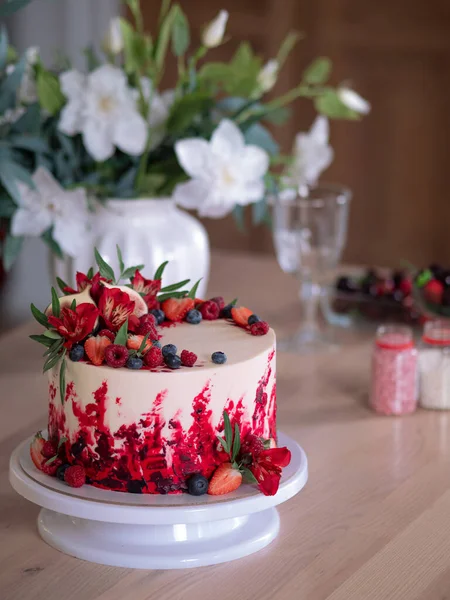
[422,319,450,346]
[375,325,414,350]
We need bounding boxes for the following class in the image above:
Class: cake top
[30,247,272,394]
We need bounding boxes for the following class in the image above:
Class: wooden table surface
[2,251,450,600]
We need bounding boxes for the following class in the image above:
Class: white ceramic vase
[52,198,210,297]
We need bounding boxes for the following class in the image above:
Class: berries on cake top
[30,247,271,381]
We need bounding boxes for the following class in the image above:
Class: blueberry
[186,309,202,324]
[152,339,162,348]
[212,351,227,364]
[336,276,357,294]
[56,464,70,482]
[221,303,234,319]
[126,356,143,370]
[187,473,209,496]
[162,343,177,357]
[248,314,260,325]
[69,344,85,362]
[165,354,182,369]
[150,309,165,325]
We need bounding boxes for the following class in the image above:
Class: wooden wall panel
[141,1,450,268]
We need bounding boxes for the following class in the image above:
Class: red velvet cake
[29,249,290,497]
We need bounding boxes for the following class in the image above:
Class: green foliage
[0,0,34,17]
[315,88,361,120]
[36,66,65,115]
[303,57,331,85]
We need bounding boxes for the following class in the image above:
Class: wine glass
[273,184,352,352]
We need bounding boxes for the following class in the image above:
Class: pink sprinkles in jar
[370,325,418,415]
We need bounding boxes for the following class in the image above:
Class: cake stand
[9,432,308,569]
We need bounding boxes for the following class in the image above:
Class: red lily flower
[250,447,291,496]
[64,272,110,303]
[98,287,135,331]
[48,303,99,349]
[130,270,161,310]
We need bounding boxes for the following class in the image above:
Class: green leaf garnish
[187,279,202,299]
[58,436,67,449]
[43,349,64,373]
[216,433,229,455]
[70,299,77,310]
[121,265,145,280]
[241,466,258,484]
[117,244,125,275]
[86,267,94,279]
[232,422,241,462]
[43,330,62,340]
[31,303,49,328]
[29,334,54,348]
[94,247,115,282]
[416,269,432,288]
[138,332,150,354]
[157,291,188,302]
[154,260,168,280]
[159,279,191,293]
[59,356,66,405]
[43,338,64,357]
[223,411,232,455]
[56,276,70,294]
[114,320,129,346]
[45,455,59,466]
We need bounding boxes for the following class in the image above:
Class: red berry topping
[84,335,112,366]
[144,346,164,368]
[98,329,115,342]
[42,440,57,459]
[137,313,158,338]
[105,344,129,368]
[240,434,264,458]
[181,349,198,367]
[424,279,444,304]
[231,306,253,327]
[210,296,225,311]
[162,297,195,322]
[200,300,220,321]
[399,278,413,296]
[250,321,269,336]
[208,463,242,496]
[64,465,86,488]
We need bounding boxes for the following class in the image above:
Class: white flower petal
[60,70,85,100]
[11,207,51,237]
[309,116,330,146]
[210,119,245,159]
[113,111,148,156]
[338,87,371,115]
[238,146,269,180]
[173,179,211,210]
[88,64,127,93]
[58,102,82,136]
[103,17,123,55]
[236,181,266,204]
[175,139,212,179]
[198,193,235,218]
[33,167,64,198]
[257,59,279,93]
[202,10,229,48]
[82,120,115,162]
[53,217,88,257]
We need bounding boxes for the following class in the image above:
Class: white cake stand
[9,432,308,569]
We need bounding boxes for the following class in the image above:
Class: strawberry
[399,278,413,296]
[30,432,45,471]
[424,279,444,304]
[231,306,253,327]
[208,462,243,496]
[127,334,152,354]
[84,335,112,366]
[64,465,86,488]
[162,297,195,322]
[42,440,57,459]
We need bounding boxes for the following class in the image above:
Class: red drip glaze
[49,348,277,494]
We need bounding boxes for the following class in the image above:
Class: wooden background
[141,0,450,269]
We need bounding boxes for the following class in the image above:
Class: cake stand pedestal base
[10,432,308,569]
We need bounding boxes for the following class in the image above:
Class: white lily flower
[103,17,124,55]
[174,119,269,218]
[338,86,371,115]
[11,167,90,257]
[257,59,279,93]
[202,10,229,48]
[140,79,174,150]
[58,65,147,162]
[285,116,334,189]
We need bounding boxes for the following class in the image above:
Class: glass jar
[419,320,450,410]
[370,325,418,415]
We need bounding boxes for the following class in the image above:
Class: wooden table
[2,251,450,600]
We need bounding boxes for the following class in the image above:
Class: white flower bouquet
[0,0,369,269]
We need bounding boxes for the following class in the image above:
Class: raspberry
[144,346,164,368]
[181,350,197,367]
[250,321,269,336]
[210,296,225,311]
[240,434,264,458]
[200,300,220,321]
[104,344,129,368]
[98,329,115,342]
[137,314,158,338]
[64,465,86,488]
[42,440,57,459]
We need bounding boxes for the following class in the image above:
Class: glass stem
[299,280,321,334]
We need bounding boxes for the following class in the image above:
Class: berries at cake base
[212,351,227,364]
[64,465,86,488]
[69,344,85,362]
[162,343,177,357]
[248,314,260,325]
[126,356,144,370]
[150,308,165,324]
[250,321,269,336]
[200,300,220,321]
[181,350,197,367]
[231,306,253,327]
[165,354,182,369]
[185,309,202,324]
[84,335,112,366]
[208,463,242,496]
[144,346,164,368]
[105,344,128,368]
